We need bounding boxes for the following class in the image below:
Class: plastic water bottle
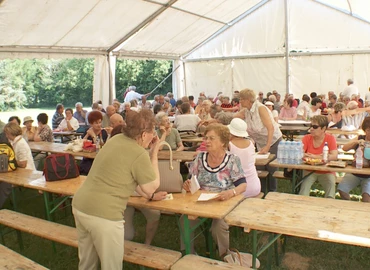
[277,141,285,163]
[297,142,304,164]
[322,142,329,163]
[96,137,100,153]
[356,147,363,169]
[287,141,295,164]
[292,141,300,164]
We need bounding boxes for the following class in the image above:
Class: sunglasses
[310,124,320,129]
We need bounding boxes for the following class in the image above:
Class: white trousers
[73,207,125,270]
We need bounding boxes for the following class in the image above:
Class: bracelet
[149,193,155,201]
[232,189,237,197]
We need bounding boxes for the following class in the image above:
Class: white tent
[1,0,370,104]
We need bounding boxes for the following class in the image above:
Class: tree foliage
[0,58,172,110]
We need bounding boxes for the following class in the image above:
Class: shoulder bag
[43,153,80,181]
[156,141,184,193]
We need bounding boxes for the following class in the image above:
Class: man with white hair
[342,79,359,99]
[124,85,151,103]
[73,102,87,125]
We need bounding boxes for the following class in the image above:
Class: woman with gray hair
[156,112,184,151]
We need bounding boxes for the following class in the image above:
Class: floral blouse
[190,152,246,192]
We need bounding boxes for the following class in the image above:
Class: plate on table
[303,158,325,166]
[327,161,347,168]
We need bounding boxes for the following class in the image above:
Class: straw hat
[23,116,34,125]
[228,118,249,138]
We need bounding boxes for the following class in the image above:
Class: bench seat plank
[0,244,48,270]
[171,254,249,270]
[0,210,181,270]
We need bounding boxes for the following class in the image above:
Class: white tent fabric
[1,0,370,103]
[183,0,370,100]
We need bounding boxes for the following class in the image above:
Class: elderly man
[52,104,64,129]
[105,114,125,138]
[73,102,87,125]
[342,79,359,99]
[102,105,116,128]
[124,85,151,103]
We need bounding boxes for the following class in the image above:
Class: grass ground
[1,180,369,270]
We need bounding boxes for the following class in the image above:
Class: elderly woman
[279,98,297,120]
[338,117,370,202]
[234,89,282,192]
[22,116,37,141]
[79,111,108,175]
[194,96,206,115]
[72,110,161,269]
[155,112,184,151]
[34,113,53,142]
[0,123,36,208]
[56,108,79,131]
[4,123,35,170]
[299,115,338,198]
[310,97,323,117]
[264,101,278,122]
[296,94,311,120]
[228,118,261,197]
[182,124,246,256]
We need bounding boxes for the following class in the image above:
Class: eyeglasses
[310,124,320,129]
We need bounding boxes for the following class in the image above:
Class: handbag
[156,141,184,193]
[223,248,260,269]
[43,153,80,181]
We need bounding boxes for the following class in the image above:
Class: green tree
[115,59,172,100]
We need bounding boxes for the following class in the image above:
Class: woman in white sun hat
[228,118,261,197]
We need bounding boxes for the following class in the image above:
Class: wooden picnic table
[129,191,245,255]
[280,125,310,141]
[269,159,368,193]
[53,131,84,143]
[0,169,86,221]
[29,141,97,159]
[278,120,311,125]
[225,192,370,268]
[326,128,365,136]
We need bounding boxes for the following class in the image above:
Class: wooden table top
[181,137,203,143]
[0,169,86,196]
[268,159,366,173]
[158,150,196,161]
[225,194,370,247]
[0,244,48,270]
[278,120,311,125]
[280,125,310,131]
[128,191,245,219]
[265,192,369,212]
[29,142,97,159]
[326,129,365,136]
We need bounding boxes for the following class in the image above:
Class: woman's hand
[259,145,270,154]
[152,191,168,201]
[183,180,191,192]
[86,128,96,138]
[149,135,161,154]
[217,190,234,201]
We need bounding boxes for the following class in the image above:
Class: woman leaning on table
[299,115,338,198]
[72,109,161,270]
[337,116,370,202]
[182,123,247,257]
[234,88,282,192]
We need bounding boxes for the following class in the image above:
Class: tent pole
[284,0,290,95]
[148,65,181,96]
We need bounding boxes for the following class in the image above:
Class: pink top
[229,141,261,197]
[279,107,297,119]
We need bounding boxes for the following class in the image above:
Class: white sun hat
[228,118,249,138]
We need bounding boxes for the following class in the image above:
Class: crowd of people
[1,80,370,269]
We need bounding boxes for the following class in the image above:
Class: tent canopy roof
[0,0,369,59]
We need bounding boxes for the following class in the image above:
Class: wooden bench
[272,171,343,183]
[171,254,249,270]
[0,243,49,270]
[0,209,181,270]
